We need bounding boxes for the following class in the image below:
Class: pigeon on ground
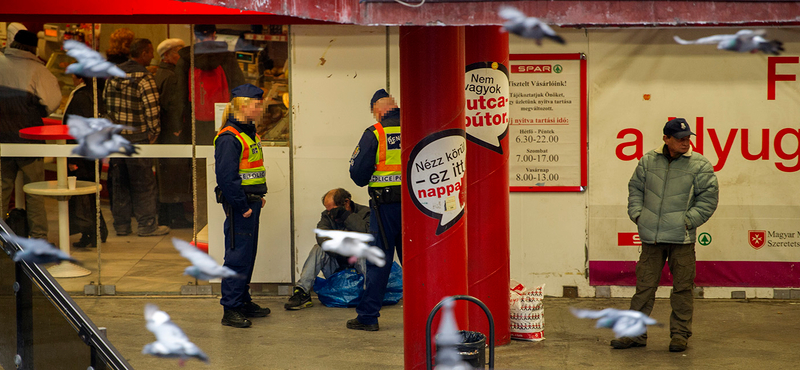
[314,229,386,267]
[67,115,139,160]
[6,233,77,265]
[434,297,471,370]
[172,237,242,281]
[498,6,565,45]
[142,304,209,366]
[570,307,661,338]
[63,40,127,78]
[674,30,784,55]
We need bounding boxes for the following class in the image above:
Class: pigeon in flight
[142,304,209,366]
[674,30,784,55]
[498,6,565,45]
[314,229,386,267]
[6,233,78,265]
[67,115,139,160]
[435,297,471,370]
[570,307,661,338]
[63,40,127,78]
[172,237,242,281]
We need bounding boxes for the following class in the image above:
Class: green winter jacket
[627,145,719,244]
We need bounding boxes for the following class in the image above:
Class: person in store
[106,28,135,65]
[214,83,270,328]
[0,29,61,240]
[284,188,369,310]
[154,38,193,230]
[103,38,169,237]
[175,24,245,145]
[64,73,109,248]
[346,89,402,331]
[615,118,719,352]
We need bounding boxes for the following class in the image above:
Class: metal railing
[0,219,132,370]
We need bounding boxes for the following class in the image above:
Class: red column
[400,26,468,370]
[464,26,511,346]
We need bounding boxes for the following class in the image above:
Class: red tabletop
[19,125,73,140]
[42,117,62,126]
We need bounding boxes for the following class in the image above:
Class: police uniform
[214,84,270,328]
[347,89,402,330]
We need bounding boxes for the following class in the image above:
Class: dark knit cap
[14,30,38,47]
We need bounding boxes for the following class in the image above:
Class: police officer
[214,84,271,328]
[346,89,402,331]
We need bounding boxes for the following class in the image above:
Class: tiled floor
[38,197,209,294]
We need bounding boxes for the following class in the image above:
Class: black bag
[5,208,29,238]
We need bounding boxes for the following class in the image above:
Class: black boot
[221,310,252,328]
[73,233,93,249]
[242,301,271,317]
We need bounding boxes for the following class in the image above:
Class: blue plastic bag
[314,262,403,308]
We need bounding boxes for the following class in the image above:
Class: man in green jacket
[613,118,719,353]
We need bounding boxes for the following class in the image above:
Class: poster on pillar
[586,29,800,288]
[407,129,467,235]
[465,61,509,153]
[508,53,587,192]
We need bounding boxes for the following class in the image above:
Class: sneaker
[669,336,688,352]
[284,287,313,310]
[221,310,252,328]
[138,225,170,237]
[242,301,271,318]
[346,318,379,331]
[610,337,646,349]
[115,227,132,236]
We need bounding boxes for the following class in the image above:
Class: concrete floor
[74,296,800,370]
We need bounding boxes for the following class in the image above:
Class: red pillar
[464,26,511,346]
[400,26,468,370]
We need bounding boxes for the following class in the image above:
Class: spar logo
[512,64,551,73]
[617,232,641,246]
[749,230,766,250]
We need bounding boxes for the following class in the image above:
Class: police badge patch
[350,146,360,167]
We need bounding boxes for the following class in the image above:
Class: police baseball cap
[231,84,264,99]
[663,118,695,139]
[370,88,389,111]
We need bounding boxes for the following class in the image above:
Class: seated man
[285,188,369,310]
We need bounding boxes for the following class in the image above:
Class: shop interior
[2,22,290,295]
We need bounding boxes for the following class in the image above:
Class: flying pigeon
[172,237,242,281]
[313,229,386,267]
[674,30,784,55]
[67,115,139,160]
[435,297,471,370]
[6,233,78,265]
[570,307,661,338]
[498,6,566,45]
[63,40,127,78]
[142,304,209,366]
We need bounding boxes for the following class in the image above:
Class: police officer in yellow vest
[346,89,402,331]
[214,84,271,328]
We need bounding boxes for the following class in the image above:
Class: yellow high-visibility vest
[214,125,266,186]
[368,122,401,188]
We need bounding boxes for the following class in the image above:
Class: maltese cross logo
[749,230,766,250]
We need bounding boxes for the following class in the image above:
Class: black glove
[329,206,351,225]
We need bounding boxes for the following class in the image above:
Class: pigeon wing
[673,34,734,45]
[172,238,220,270]
[570,307,618,319]
[497,6,526,22]
[66,115,96,141]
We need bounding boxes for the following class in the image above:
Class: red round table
[19,125,97,278]
[19,125,73,140]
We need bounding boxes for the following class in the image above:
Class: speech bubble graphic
[465,61,509,154]
[407,129,467,235]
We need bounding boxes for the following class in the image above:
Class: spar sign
[465,61,509,153]
[407,129,467,235]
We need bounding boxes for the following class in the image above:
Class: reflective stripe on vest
[369,123,401,188]
[214,126,267,186]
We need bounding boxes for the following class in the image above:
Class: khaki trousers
[630,242,696,340]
